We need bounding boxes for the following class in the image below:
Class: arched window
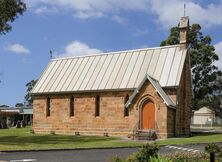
[70,96,74,116]
[124,94,129,117]
[95,95,100,116]
[46,97,51,117]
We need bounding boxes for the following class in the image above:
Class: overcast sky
[0,0,222,106]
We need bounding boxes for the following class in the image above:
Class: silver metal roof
[125,75,176,108]
[31,45,187,94]
[0,106,33,114]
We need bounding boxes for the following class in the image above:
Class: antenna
[184,3,186,16]
[49,50,53,59]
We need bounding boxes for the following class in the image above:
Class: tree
[25,80,37,105]
[0,0,26,34]
[0,105,9,107]
[161,24,222,109]
[15,103,24,107]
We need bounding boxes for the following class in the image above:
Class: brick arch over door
[139,99,155,130]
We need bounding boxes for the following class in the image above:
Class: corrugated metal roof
[0,106,33,114]
[31,45,187,94]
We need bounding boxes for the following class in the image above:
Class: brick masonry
[33,55,191,139]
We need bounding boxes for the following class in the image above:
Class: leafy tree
[0,105,9,107]
[161,24,222,109]
[25,80,37,105]
[15,103,24,107]
[0,0,26,34]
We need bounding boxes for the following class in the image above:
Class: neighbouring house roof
[31,45,187,94]
[125,75,176,109]
[194,107,215,115]
[0,106,33,115]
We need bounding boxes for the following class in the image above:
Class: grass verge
[1,128,222,151]
[156,133,222,145]
[0,127,143,151]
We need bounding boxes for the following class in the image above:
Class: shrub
[110,143,159,162]
[135,143,159,162]
[110,156,124,162]
[163,152,209,162]
[205,143,222,162]
[149,156,170,162]
[205,143,221,154]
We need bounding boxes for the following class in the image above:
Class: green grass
[1,128,222,151]
[0,127,143,151]
[157,133,222,145]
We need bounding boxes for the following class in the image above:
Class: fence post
[210,152,215,162]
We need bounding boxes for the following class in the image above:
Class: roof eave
[125,75,176,109]
[30,88,135,96]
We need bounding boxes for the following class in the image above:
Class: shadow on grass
[191,132,222,136]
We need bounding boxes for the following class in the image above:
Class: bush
[205,143,222,162]
[205,143,221,154]
[110,143,216,162]
[149,156,170,162]
[110,156,124,162]
[163,152,209,162]
[135,143,159,162]
[110,143,159,162]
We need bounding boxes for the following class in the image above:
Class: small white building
[192,107,216,126]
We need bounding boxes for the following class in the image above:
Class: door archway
[141,100,155,129]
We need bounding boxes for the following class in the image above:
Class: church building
[31,17,192,138]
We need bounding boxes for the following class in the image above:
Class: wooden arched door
[141,101,155,129]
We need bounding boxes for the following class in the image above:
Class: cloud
[57,41,102,57]
[33,6,59,14]
[214,41,222,69]
[26,1,222,28]
[112,15,128,25]
[150,0,222,28]
[26,0,150,19]
[4,43,30,54]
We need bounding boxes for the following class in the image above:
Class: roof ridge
[52,44,180,61]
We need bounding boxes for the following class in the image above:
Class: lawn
[1,128,222,151]
[157,133,222,145]
[0,127,143,151]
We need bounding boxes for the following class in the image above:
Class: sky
[0,0,222,106]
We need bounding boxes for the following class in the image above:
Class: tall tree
[25,80,37,105]
[0,0,26,34]
[161,24,222,109]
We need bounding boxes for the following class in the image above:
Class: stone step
[131,130,157,140]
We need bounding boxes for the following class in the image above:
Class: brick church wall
[175,54,192,136]
[33,80,176,138]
